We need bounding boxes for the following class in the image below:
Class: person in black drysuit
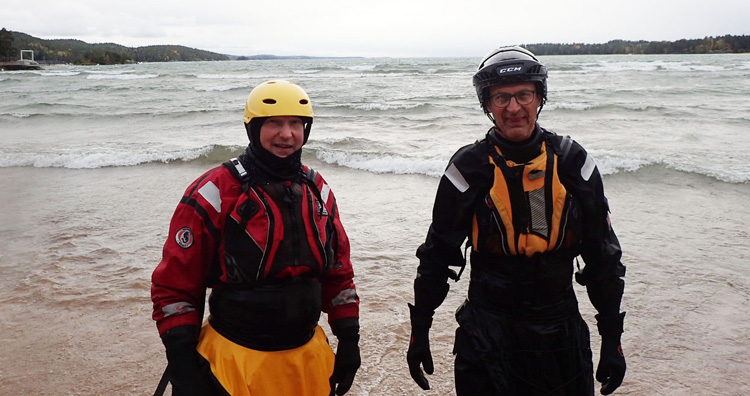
[406,46,627,395]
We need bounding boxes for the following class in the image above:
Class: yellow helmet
[243,80,314,124]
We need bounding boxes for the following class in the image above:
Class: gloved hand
[597,336,626,395]
[407,303,433,390]
[595,312,626,395]
[330,318,361,395]
[161,325,214,396]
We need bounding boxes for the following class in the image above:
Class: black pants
[454,326,496,395]
[453,306,594,396]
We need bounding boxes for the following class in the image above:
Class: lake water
[1,53,749,395]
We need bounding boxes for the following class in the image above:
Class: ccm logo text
[497,66,522,74]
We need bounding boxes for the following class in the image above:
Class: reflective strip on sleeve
[198,181,222,213]
[581,154,596,182]
[444,163,469,193]
[331,288,358,306]
[162,302,196,318]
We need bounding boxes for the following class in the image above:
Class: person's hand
[330,318,361,395]
[596,336,626,394]
[407,325,433,390]
[595,312,626,395]
[161,325,214,396]
[407,303,433,390]
[332,335,361,395]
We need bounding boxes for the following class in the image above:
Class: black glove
[161,325,215,396]
[330,318,361,395]
[407,303,434,390]
[595,313,626,395]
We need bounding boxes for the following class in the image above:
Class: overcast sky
[3,0,749,57]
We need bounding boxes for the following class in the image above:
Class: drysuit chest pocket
[223,182,329,284]
[223,188,270,284]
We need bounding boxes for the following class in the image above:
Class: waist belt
[208,280,322,351]
[468,284,579,320]
[468,252,578,319]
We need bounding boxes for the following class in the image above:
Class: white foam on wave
[549,70,591,75]
[595,152,750,183]
[308,144,749,183]
[84,70,131,75]
[194,85,239,92]
[663,159,750,183]
[660,63,724,72]
[40,71,81,77]
[87,73,159,80]
[346,64,377,71]
[197,73,254,79]
[0,146,214,169]
[546,102,593,111]
[351,103,425,111]
[591,150,652,176]
[585,61,659,73]
[294,69,321,74]
[313,146,662,179]
[583,60,727,73]
[309,136,377,147]
[290,71,410,79]
[316,150,446,177]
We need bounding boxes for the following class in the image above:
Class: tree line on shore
[2,28,749,65]
[0,29,228,64]
[524,35,750,55]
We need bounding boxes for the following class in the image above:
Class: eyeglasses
[489,90,536,107]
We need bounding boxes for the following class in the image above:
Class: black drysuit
[413,125,625,395]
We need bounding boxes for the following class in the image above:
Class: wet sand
[1,161,749,395]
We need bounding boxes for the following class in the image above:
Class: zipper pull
[284,183,294,204]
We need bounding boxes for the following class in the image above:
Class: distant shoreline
[2,29,749,65]
[524,36,750,56]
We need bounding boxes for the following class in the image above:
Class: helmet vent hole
[263,99,277,104]
[299,99,309,105]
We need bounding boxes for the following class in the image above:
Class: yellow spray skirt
[197,323,335,396]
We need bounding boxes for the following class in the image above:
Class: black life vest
[220,157,336,285]
[207,157,337,350]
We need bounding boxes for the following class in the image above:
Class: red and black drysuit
[409,125,626,395]
[152,149,359,395]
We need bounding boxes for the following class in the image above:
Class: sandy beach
[1,158,749,395]
[2,54,749,395]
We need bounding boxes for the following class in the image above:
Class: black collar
[242,145,303,183]
[487,124,544,164]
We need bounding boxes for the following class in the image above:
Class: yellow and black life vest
[472,140,574,257]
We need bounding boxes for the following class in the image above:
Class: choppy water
[1,54,749,395]
[2,54,750,182]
